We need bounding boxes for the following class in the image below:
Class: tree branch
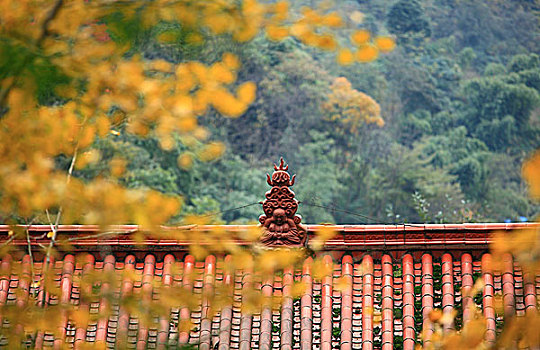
[0,0,64,106]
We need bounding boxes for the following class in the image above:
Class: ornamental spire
[259,158,307,247]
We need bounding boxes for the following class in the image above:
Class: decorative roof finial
[259,158,307,247]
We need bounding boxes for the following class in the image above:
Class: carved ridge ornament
[259,158,307,247]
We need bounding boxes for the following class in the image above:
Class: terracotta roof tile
[441,253,455,332]
[1,225,540,348]
[381,255,393,349]
[482,254,497,345]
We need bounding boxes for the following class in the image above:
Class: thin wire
[197,198,428,228]
[199,202,261,218]
[300,201,376,224]
[300,200,427,228]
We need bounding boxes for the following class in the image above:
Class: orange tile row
[0,252,538,349]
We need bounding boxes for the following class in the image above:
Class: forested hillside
[78,0,540,224]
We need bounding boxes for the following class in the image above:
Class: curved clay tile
[116,254,136,347]
[482,253,496,345]
[157,254,175,349]
[402,254,415,350]
[218,255,233,350]
[0,222,538,348]
[95,254,115,346]
[280,266,294,350]
[340,255,353,350]
[300,257,313,350]
[381,255,393,350]
[441,253,455,333]
[502,253,516,317]
[461,253,474,325]
[136,254,156,349]
[200,255,216,350]
[421,254,434,347]
[74,254,95,349]
[178,255,195,344]
[362,255,374,350]
[259,273,274,350]
[321,255,334,350]
[523,270,537,314]
[239,268,253,350]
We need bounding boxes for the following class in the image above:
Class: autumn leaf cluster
[0,0,397,346]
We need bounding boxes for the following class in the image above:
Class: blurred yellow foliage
[356,44,379,63]
[351,29,370,45]
[375,36,396,53]
[337,48,355,65]
[0,0,395,345]
[523,149,540,200]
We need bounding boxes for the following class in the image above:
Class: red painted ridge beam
[402,254,415,350]
[1,222,535,233]
[381,255,394,350]
[2,238,501,251]
[1,223,536,247]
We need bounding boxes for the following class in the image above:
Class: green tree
[387,0,431,39]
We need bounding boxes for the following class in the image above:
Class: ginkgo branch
[0,0,64,106]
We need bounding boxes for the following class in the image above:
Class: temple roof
[0,223,538,349]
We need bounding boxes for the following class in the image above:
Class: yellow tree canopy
[323,77,383,134]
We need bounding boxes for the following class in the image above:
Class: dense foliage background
[75,0,540,224]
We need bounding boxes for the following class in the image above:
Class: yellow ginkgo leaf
[237,82,257,105]
[337,48,355,65]
[523,149,540,200]
[356,44,379,63]
[266,25,289,41]
[351,29,370,45]
[47,231,55,238]
[375,36,396,53]
[222,53,240,70]
[177,153,193,170]
[322,12,343,27]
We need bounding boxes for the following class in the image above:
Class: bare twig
[41,146,78,306]
[0,234,17,248]
[23,218,37,297]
